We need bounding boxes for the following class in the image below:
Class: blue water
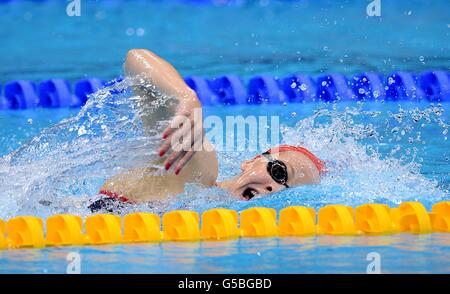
[0,0,449,82]
[1,0,450,273]
[1,234,450,274]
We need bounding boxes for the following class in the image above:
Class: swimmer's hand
[158,93,204,175]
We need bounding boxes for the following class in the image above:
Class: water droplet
[291,112,297,117]
[290,82,297,88]
[358,88,365,94]
[27,118,33,125]
[136,28,145,37]
[126,28,135,36]
[78,126,87,136]
[419,56,425,62]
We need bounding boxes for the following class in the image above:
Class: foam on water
[0,78,448,219]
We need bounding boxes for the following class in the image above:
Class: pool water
[0,0,449,82]
[1,234,450,274]
[0,94,449,273]
[0,0,449,273]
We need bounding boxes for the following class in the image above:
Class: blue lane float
[281,74,316,103]
[350,73,385,101]
[385,72,426,101]
[208,75,247,105]
[419,70,450,102]
[248,75,286,104]
[184,76,218,105]
[39,79,80,108]
[316,74,354,101]
[74,79,104,104]
[3,80,39,109]
[0,70,449,110]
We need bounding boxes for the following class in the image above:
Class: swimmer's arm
[124,49,209,174]
[125,49,198,103]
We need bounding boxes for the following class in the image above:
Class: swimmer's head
[220,145,324,200]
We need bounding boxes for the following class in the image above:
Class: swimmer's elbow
[125,49,166,77]
[126,49,144,61]
[124,49,150,76]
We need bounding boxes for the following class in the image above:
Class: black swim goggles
[261,152,289,188]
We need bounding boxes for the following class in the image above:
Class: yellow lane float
[0,201,449,250]
[6,216,45,248]
[240,207,278,237]
[201,208,239,240]
[124,212,161,243]
[1,219,7,249]
[163,210,200,241]
[318,205,357,235]
[355,204,394,234]
[46,214,85,246]
[429,201,450,232]
[279,206,315,236]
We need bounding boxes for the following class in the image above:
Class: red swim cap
[260,145,325,173]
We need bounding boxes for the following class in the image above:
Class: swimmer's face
[226,151,321,200]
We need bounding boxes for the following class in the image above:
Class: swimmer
[89,49,324,212]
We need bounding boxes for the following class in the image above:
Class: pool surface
[1,0,449,274]
[0,0,449,82]
[2,234,450,274]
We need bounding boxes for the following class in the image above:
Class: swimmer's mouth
[242,187,258,200]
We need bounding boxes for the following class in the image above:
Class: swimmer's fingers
[171,124,203,174]
[161,111,189,139]
[173,114,203,152]
[161,125,172,140]
[162,102,201,139]
[163,149,186,172]
[163,128,194,171]
[174,150,195,175]
[161,121,192,161]
[162,111,201,149]
[159,113,191,156]
[158,135,172,157]
[163,122,201,173]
